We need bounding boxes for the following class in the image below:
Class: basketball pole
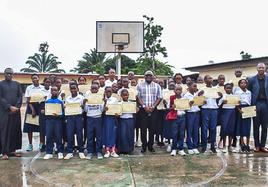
[116,52,122,79]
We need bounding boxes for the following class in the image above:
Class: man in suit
[248,63,268,152]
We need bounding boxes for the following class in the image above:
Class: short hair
[98,74,106,79]
[69,82,78,88]
[105,86,112,91]
[78,76,86,82]
[121,89,129,95]
[31,74,39,78]
[43,77,50,83]
[224,83,233,88]
[238,78,248,86]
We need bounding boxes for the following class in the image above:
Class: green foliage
[104,55,136,74]
[240,51,252,60]
[21,42,65,73]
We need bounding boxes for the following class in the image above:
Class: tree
[21,42,65,73]
[71,48,108,74]
[240,51,252,60]
[104,55,136,74]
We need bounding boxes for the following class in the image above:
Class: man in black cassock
[0,68,22,160]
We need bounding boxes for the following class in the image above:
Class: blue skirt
[117,118,134,153]
[23,103,40,133]
[220,108,236,136]
[163,110,172,139]
[102,115,117,148]
[236,105,251,137]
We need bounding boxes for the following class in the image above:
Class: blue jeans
[201,109,218,149]
[66,115,84,153]
[171,116,186,150]
[186,112,200,149]
[87,117,102,154]
[46,118,63,154]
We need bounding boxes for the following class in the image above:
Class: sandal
[2,155,9,160]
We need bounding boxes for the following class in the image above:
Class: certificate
[122,102,136,113]
[163,90,174,100]
[78,85,91,95]
[196,83,206,90]
[61,84,71,98]
[106,103,122,115]
[112,93,121,101]
[25,114,39,126]
[226,95,240,106]
[128,88,137,100]
[45,103,62,115]
[193,96,205,106]
[30,91,45,103]
[204,87,219,99]
[217,86,226,94]
[242,106,256,119]
[65,103,82,116]
[181,84,188,93]
[86,93,104,105]
[98,88,105,95]
[174,98,190,110]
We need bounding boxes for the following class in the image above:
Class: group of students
[23,68,254,160]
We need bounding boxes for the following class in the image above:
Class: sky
[1,0,268,75]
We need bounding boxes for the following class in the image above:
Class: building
[184,56,268,81]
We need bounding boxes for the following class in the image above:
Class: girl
[117,89,135,154]
[234,79,252,153]
[64,83,85,159]
[24,74,44,151]
[44,86,64,160]
[170,85,187,156]
[103,86,119,158]
[218,83,236,153]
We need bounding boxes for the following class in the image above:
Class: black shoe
[241,145,246,153]
[157,142,165,147]
[200,147,206,153]
[141,148,146,153]
[40,145,46,152]
[246,145,251,153]
[148,148,155,152]
[211,147,217,153]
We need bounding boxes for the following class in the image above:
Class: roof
[184,56,268,70]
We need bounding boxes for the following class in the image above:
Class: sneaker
[200,147,206,153]
[58,153,64,159]
[40,144,46,152]
[39,143,43,150]
[166,145,172,152]
[134,142,138,147]
[211,148,217,154]
[97,152,103,159]
[111,151,119,158]
[86,153,93,160]
[170,150,177,156]
[193,149,199,155]
[64,153,73,160]
[137,140,142,147]
[44,154,53,160]
[229,147,238,153]
[178,150,187,156]
[26,144,33,152]
[222,147,228,153]
[79,152,86,159]
[104,151,110,158]
[188,149,195,155]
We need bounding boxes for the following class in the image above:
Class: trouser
[171,115,186,150]
[87,117,102,154]
[186,112,200,149]
[46,118,63,154]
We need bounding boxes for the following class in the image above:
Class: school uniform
[103,96,118,148]
[201,88,219,149]
[65,94,84,153]
[170,95,186,151]
[23,84,44,133]
[84,101,104,154]
[184,92,200,150]
[117,102,135,153]
[218,94,236,137]
[163,93,173,140]
[45,98,64,154]
[234,88,252,137]
[39,87,51,138]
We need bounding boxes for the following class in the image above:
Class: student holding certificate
[64,83,85,160]
[234,79,252,153]
[103,86,119,158]
[117,89,135,154]
[23,74,44,152]
[43,86,64,160]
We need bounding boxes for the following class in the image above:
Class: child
[201,75,221,153]
[84,84,104,159]
[103,86,119,158]
[218,83,236,153]
[183,82,201,155]
[234,79,252,153]
[64,83,85,159]
[170,85,187,156]
[117,89,135,154]
[44,86,64,159]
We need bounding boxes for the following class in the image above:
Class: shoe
[157,142,165,147]
[246,145,251,153]
[178,150,186,156]
[40,144,46,152]
[79,153,86,159]
[39,143,43,150]
[200,147,206,153]
[64,153,73,160]
[148,147,155,152]
[97,152,103,159]
[44,154,53,160]
[58,153,64,159]
[193,149,199,155]
[188,149,195,155]
[2,154,9,160]
[86,153,93,160]
[222,147,228,153]
[240,145,246,153]
[166,145,172,152]
[211,147,217,154]
[26,144,33,152]
[254,147,260,152]
[134,142,138,147]
[229,147,238,153]
[141,147,146,153]
[170,150,177,156]
[111,151,119,158]
[104,151,110,158]
[260,147,268,153]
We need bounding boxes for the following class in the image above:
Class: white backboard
[96,21,144,53]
